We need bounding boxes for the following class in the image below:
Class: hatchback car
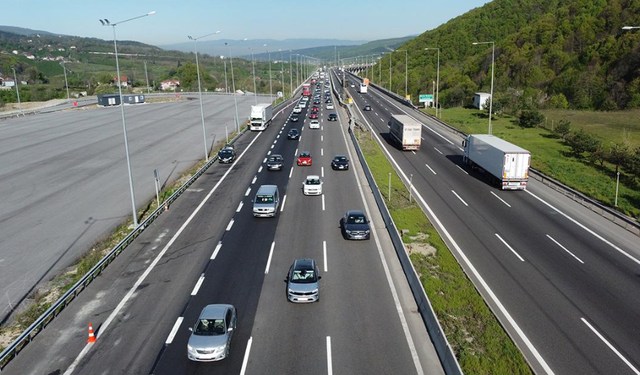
[293,106,302,113]
[302,175,323,195]
[325,98,332,103]
[312,106,319,112]
[309,120,320,129]
[267,154,284,171]
[187,304,237,362]
[328,113,337,121]
[309,112,318,119]
[363,105,372,111]
[341,210,371,240]
[218,146,236,163]
[297,151,312,166]
[291,114,299,122]
[331,155,349,170]
[286,258,321,303]
[287,128,300,140]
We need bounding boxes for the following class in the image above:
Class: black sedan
[331,154,349,170]
[287,128,300,140]
[291,114,299,122]
[341,210,370,240]
[363,105,372,111]
[328,113,338,121]
[267,154,284,171]
[218,146,236,163]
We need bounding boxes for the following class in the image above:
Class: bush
[568,129,599,158]
[549,93,569,109]
[518,109,544,128]
[553,120,571,140]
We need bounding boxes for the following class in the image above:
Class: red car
[312,106,319,112]
[297,151,312,166]
[309,112,318,119]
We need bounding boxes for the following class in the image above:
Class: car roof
[346,210,365,216]
[334,154,346,158]
[300,151,311,156]
[293,258,315,270]
[200,304,233,319]
[306,175,320,180]
[269,154,282,158]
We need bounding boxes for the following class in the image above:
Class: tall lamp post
[249,46,258,105]
[61,61,70,100]
[11,67,22,115]
[144,61,150,93]
[100,11,156,228]
[225,38,247,132]
[425,47,440,118]
[289,51,293,97]
[472,41,495,135]
[396,50,408,97]
[389,51,393,91]
[264,44,273,101]
[188,30,221,161]
[279,49,285,99]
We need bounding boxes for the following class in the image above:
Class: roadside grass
[354,128,532,374]
[0,129,242,355]
[422,107,640,218]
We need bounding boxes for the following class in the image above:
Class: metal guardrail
[346,112,463,375]
[346,71,640,236]
[0,96,306,370]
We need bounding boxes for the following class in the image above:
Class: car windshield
[289,130,298,135]
[219,150,233,155]
[347,215,366,224]
[300,152,310,158]
[194,318,225,336]
[334,156,346,162]
[306,178,320,185]
[291,268,317,283]
[256,195,274,203]
[269,156,283,162]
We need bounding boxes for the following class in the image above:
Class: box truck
[462,134,530,190]
[388,115,421,150]
[249,103,273,131]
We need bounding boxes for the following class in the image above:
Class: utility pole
[144,61,150,93]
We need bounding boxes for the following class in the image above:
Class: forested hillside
[376,0,640,111]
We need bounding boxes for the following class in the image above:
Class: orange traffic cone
[87,322,96,343]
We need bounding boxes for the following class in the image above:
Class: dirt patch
[405,242,437,257]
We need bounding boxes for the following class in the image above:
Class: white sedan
[302,175,323,196]
[309,120,320,129]
[326,103,334,110]
[293,106,302,113]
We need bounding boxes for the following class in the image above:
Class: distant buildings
[112,76,130,87]
[161,79,180,91]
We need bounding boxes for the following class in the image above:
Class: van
[253,185,280,217]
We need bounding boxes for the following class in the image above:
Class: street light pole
[249,47,257,104]
[289,52,293,97]
[11,67,22,115]
[61,61,70,100]
[100,10,156,228]
[222,57,228,93]
[264,44,273,101]
[389,51,392,91]
[144,61,150,93]
[425,47,440,118]
[279,49,285,99]
[225,38,247,132]
[472,41,495,135]
[188,31,221,162]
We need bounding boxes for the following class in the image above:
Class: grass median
[354,127,532,374]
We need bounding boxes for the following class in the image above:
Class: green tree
[568,129,599,158]
[94,84,116,95]
[177,61,199,91]
[608,142,631,175]
[554,120,571,140]
[518,109,544,128]
[98,73,113,85]
[549,93,569,109]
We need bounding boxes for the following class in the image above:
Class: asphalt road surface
[339,70,640,375]
[2,79,444,375]
[0,94,267,322]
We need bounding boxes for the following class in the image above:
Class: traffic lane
[0,129,264,375]
[148,101,302,375]
[350,96,638,374]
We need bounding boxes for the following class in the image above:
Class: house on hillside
[112,76,130,87]
[2,78,15,88]
[473,92,492,110]
[160,79,180,91]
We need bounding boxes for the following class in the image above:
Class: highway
[337,70,640,375]
[2,78,444,374]
[0,94,262,323]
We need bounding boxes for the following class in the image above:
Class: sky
[4,0,491,46]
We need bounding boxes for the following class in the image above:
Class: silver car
[286,258,321,303]
[187,304,237,362]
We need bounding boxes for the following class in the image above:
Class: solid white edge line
[490,191,512,208]
[336,105,424,375]
[226,219,234,231]
[211,242,222,260]
[165,316,184,344]
[322,194,326,211]
[326,336,333,375]
[245,187,251,197]
[581,318,640,375]
[237,201,244,213]
[451,190,469,207]
[350,94,555,374]
[265,241,275,274]
[190,274,205,296]
[546,235,585,264]
[526,190,640,266]
[433,147,443,155]
[64,130,265,375]
[239,336,253,375]
[280,195,287,212]
[323,241,328,272]
[288,167,294,179]
[456,165,469,175]
[425,163,437,175]
[495,233,525,262]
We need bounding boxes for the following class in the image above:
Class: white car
[293,106,302,113]
[326,103,334,110]
[299,101,307,108]
[302,175,323,196]
[309,120,320,129]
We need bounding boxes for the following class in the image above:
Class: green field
[422,107,640,218]
[354,128,532,374]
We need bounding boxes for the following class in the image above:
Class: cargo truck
[359,79,368,94]
[462,134,530,190]
[388,115,421,150]
[249,103,273,131]
[302,83,311,97]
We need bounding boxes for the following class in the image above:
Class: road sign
[406,94,411,100]
[348,98,353,104]
[419,94,433,103]
[277,91,283,98]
